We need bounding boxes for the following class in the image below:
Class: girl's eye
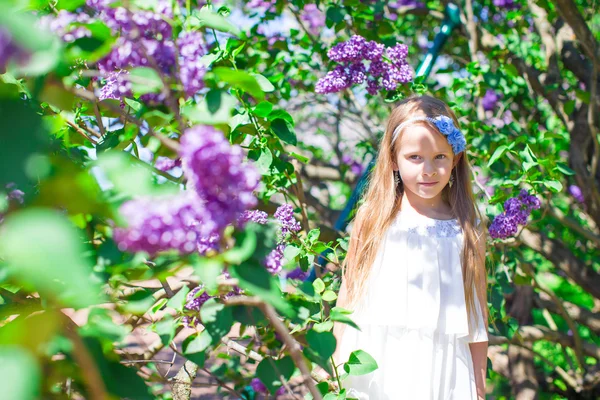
[409,155,421,160]
[436,154,447,159]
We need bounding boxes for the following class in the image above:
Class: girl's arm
[469,341,488,399]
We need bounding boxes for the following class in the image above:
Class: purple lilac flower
[197,232,220,255]
[38,10,92,43]
[155,157,181,171]
[341,154,364,175]
[237,210,269,227]
[180,125,260,234]
[489,190,541,239]
[301,4,326,36]
[568,185,584,204]
[113,191,211,254]
[389,0,425,7]
[264,243,286,274]
[0,27,30,74]
[286,267,308,280]
[482,89,500,111]
[185,285,212,311]
[98,70,132,101]
[182,285,213,327]
[274,204,301,237]
[250,378,285,396]
[5,183,24,204]
[177,31,207,98]
[316,35,412,95]
[246,0,276,13]
[493,0,520,10]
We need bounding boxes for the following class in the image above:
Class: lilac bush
[0,27,30,73]
[568,185,584,204]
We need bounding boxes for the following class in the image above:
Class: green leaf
[555,163,575,176]
[153,314,176,347]
[255,147,273,175]
[192,257,223,292]
[322,290,337,302]
[289,152,310,164]
[271,118,297,145]
[0,209,102,308]
[167,285,190,312]
[251,73,275,92]
[192,9,241,37]
[306,330,336,360]
[253,101,273,118]
[0,347,40,400]
[213,67,264,100]
[181,90,236,125]
[200,298,233,343]
[182,331,211,365]
[122,289,156,315]
[487,145,507,167]
[256,356,295,394]
[283,244,301,262]
[313,278,325,294]
[230,262,295,318]
[0,100,50,189]
[330,307,360,331]
[56,0,87,11]
[343,350,378,376]
[222,227,257,264]
[129,67,163,96]
[80,308,131,343]
[313,321,334,333]
[307,228,320,244]
[543,180,563,193]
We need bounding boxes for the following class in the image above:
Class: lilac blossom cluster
[262,204,302,275]
[316,35,412,95]
[250,378,285,396]
[568,185,584,204]
[155,156,182,172]
[113,191,209,254]
[180,125,260,233]
[301,4,326,36]
[489,190,541,239]
[41,1,207,100]
[482,89,501,111]
[342,154,365,175]
[1,183,25,225]
[0,27,30,74]
[273,204,301,237]
[493,0,520,10]
[38,10,92,42]
[114,126,259,255]
[237,209,269,227]
[182,285,212,327]
[246,0,276,13]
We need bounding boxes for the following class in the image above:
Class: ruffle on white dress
[337,211,488,400]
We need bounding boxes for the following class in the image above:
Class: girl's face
[392,123,456,200]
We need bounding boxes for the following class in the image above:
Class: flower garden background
[0,0,599,399]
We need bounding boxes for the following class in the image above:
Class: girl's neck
[400,189,453,219]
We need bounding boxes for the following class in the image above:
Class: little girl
[333,95,489,400]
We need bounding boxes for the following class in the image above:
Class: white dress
[337,211,488,400]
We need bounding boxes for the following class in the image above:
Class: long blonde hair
[341,95,488,331]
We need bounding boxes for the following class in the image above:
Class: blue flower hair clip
[392,115,467,154]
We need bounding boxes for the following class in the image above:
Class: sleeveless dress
[337,211,488,400]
